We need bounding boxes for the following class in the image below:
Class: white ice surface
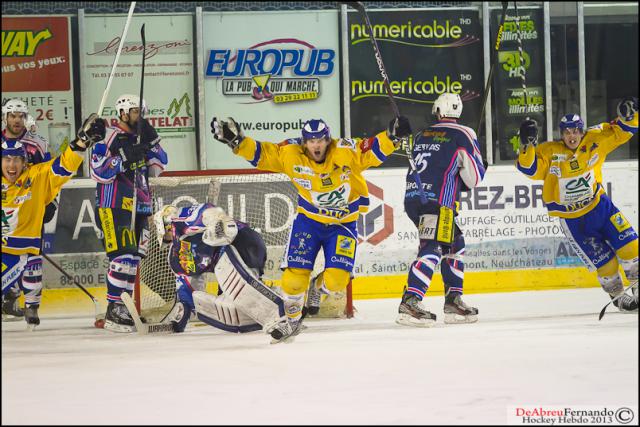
[2,288,638,425]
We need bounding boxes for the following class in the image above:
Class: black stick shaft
[42,253,97,302]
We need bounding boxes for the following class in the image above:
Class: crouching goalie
[154,202,298,343]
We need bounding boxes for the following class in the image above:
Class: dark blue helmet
[1,139,27,158]
[559,114,584,132]
[301,119,330,142]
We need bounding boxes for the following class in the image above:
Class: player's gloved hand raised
[119,143,148,171]
[139,117,160,146]
[43,199,58,224]
[519,118,538,147]
[387,116,412,143]
[617,97,638,121]
[72,114,106,151]
[211,117,244,149]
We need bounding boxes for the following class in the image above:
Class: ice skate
[2,288,24,321]
[104,301,136,333]
[267,318,304,344]
[612,293,638,313]
[396,293,436,327]
[444,294,478,324]
[25,304,40,331]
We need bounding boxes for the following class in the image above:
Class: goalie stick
[598,280,638,321]
[121,292,177,334]
[341,1,427,205]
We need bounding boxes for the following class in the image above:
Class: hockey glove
[139,118,161,146]
[211,117,244,149]
[519,119,539,147]
[119,143,148,171]
[43,199,58,224]
[617,96,638,122]
[387,115,412,142]
[73,114,106,151]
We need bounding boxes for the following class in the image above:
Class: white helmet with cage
[115,94,148,117]
[432,93,463,119]
[2,98,29,120]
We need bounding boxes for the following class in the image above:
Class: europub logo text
[205,39,336,105]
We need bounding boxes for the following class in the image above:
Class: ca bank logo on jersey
[206,38,335,104]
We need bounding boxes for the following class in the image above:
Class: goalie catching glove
[71,114,106,152]
[153,205,178,244]
[211,117,245,149]
[201,206,238,247]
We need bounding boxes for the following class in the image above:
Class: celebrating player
[153,202,296,342]
[1,99,57,326]
[517,97,638,311]
[211,115,411,342]
[90,94,168,333]
[2,115,105,329]
[397,93,486,327]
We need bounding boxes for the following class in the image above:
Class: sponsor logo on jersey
[2,208,17,235]
[122,197,134,211]
[610,212,631,232]
[293,178,311,190]
[178,240,196,273]
[293,165,314,176]
[569,159,580,170]
[337,138,356,149]
[312,184,349,208]
[120,227,137,248]
[321,176,333,187]
[559,172,594,204]
[549,166,561,177]
[98,208,118,252]
[207,39,335,105]
[12,191,32,204]
[587,153,599,167]
[551,154,567,162]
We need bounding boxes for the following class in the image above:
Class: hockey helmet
[115,94,148,117]
[1,139,27,158]
[559,114,584,132]
[301,119,330,142]
[2,98,29,120]
[432,93,463,119]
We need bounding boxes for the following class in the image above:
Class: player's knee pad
[281,268,311,295]
[323,268,350,293]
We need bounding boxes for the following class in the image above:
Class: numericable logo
[350,20,479,47]
[351,75,479,104]
[205,38,336,105]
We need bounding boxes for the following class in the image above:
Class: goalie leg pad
[193,291,261,333]
[214,246,285,329]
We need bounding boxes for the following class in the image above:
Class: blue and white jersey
[405,119,486,211]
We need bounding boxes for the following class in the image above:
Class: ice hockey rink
[2,287,637,425]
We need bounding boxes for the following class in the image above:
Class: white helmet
[2,98,29,120]
[432,93,463,119]
[115,94,148,117]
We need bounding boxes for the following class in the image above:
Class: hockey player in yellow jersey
[212,116,411,342]
[516,96,638,312]
[2,115,105,329]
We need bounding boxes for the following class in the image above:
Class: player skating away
[2,115,105,330]
[516,97,639,312]
[397,93,487,327]
[90,94,168,333]
[211,115,411,342]
[154,203,296,342]
[2,99,59,326]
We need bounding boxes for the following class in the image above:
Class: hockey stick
[41,253,102,322]
[476,2,510,138]
[96,2,136,117]
[598,280,638,321]
[341,1,427,204]
[130,23,146,233]
[121,292,176,334]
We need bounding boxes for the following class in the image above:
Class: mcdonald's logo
[121,228,137,247]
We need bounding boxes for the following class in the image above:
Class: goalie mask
[202,207,238,247]
[432,93,463,119]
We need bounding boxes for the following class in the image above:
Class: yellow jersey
[234,132,397,224]
[2,147,83,255]
[516,113,637,218]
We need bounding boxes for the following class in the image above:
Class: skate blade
[2,315,24,322]
[103,320,136,333]
[444,313,478,324]
[395,313,436,328]
[26,324,38,331]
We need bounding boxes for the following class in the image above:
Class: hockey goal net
[135,169,353,323]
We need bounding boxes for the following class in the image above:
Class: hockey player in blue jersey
[1,99,57,326]
[398,93,487,326]
[154,203,294,342]
[90,94,168,333]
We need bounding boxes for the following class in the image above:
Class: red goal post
[135,168,354,321]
